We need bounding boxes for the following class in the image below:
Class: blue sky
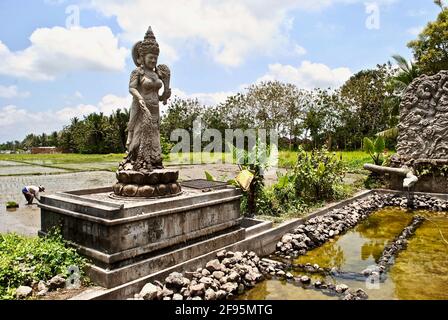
[0,0,442,142]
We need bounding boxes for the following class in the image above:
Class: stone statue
[113,27,181,198]
[397,70,448,160]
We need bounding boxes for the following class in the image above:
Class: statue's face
[144,53,158,69]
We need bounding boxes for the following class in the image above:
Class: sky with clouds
[0,0,442,142]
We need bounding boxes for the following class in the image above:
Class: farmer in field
[22,185,45,204]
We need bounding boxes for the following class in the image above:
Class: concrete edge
[70,189,377,300]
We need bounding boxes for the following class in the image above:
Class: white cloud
[0,85,30,98]
[87,0,399,67]
[0,26,128,81]
[88,0,307,67]
[0,94,132,141]
[294,45,307,56]
[172,88,234,106]
[407,26,424,36]
[257,61,352,89]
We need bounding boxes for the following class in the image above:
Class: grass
[0,150,374,174]
[278,150,373,173]
[0,153,125,165]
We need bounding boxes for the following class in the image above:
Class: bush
[0,230,87,300]
[293,146,346,202]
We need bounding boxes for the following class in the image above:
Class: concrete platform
[38,185,244,288]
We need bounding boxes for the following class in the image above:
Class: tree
[408,8,448,75]
[340,64,395,141]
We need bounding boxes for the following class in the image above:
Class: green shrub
[363,136,386,165]
[293,146,347,202]
[0,230,87,300]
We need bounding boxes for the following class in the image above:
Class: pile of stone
[276,193,448,258]
[276,194,388,258]
[362,215,425,276]
[384,194,448,211]
[15,275,67,299]
[135,250,263,300]
[257,258,368,300]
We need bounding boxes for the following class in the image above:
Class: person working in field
[22,185,45,204]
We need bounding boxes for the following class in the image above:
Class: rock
[276,270,285,277]
[165,272,187,291]
[355,288,368,300]
[221,282,238,293]
[204,288,217,300]
[163,296,171,300]
[212,271,225,280]
[335,284,349,293]
[192,296,202,300]
[37,289,48,297]
[206,259,224,272]
[190,283,205,297]
[199,277,214,287]
[281,235,293,243]
[140,283,160,300]
[16,286,33,299]
[172,293,183,300]
[48,275,66,291]
[286,272,294,279]
[161,286,174,297]
[300,276,310,284]
[228,271,240,282]
[219,276,228,285]
[216,250,227,260]
[37,280,47,292]
[201,269,211,276]
[225,251,235,258]
[216,290,227,300]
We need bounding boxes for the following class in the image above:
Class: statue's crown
[140,26,159,55]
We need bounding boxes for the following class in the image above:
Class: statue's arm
[129,68,144,102]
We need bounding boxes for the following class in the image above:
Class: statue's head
[134,26,159,69]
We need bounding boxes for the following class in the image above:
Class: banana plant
[363,136,386,165]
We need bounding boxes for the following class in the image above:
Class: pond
[238,207,448,300]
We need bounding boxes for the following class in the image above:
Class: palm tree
[434,0,445,11]
[377,55,420,139]
[390,54,420,93]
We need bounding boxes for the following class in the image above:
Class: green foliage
[340,64,396,148]
[6,201,18,208]
[408,9,448,75]
[363,136,386,165]
[160,135,174,155]
[204,170,216,181]
[0,230,87,300]
[293,147,347,202]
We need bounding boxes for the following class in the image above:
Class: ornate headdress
[132,26,160,66]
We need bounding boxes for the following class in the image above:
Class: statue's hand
[165,88,171,99]
[139,99,146,108]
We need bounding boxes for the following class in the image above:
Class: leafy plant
[363,136,386,165]
[0,229,87,300]
[6,201,18,208]
[293,146,347,202]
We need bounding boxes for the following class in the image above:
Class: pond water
[238,207,448,300]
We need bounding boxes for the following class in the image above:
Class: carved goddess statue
[114,27,180,198]
[120,26,171,172]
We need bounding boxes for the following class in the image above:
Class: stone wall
[397,70,448,160]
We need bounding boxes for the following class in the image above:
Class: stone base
[38,184,243,288]
[113,169,181,198]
